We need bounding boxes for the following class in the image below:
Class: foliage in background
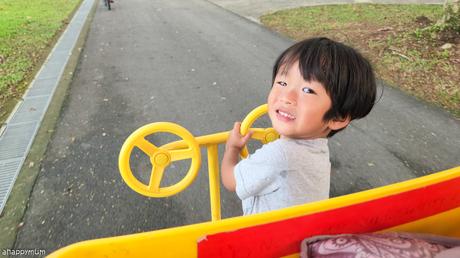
[261,4,460,118]
[437,0,459,31]
[0,0,81,121]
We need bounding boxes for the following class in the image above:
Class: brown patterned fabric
[300,233,460,258]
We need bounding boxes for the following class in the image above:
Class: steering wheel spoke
[169,147,194,161]
[134,138,159,156]
[148,165,165,192]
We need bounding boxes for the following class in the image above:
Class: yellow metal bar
[161,131,229,150]
[161,128,267,153]
[197,132,229,146]
[207,144,221,221]
[159,126,277,164]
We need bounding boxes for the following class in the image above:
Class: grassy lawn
[0,0,82,123]
[261,4,460,118]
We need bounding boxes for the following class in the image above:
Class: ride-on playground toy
[49,104,460,257]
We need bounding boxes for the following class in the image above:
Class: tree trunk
[437,0,460,30]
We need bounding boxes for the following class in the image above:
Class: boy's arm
[221,146,240,191]
[221,122,252,192]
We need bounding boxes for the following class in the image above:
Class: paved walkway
[0,0,458,255]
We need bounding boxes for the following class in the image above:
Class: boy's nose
[281,89,297,105]
[282,98,293,105]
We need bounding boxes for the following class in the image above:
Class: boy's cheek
[267,108,276,126]
[267,87,278,103]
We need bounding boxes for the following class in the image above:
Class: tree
[437,0,460,31]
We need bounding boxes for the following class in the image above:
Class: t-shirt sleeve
[234,141,285,200]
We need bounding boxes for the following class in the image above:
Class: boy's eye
[302,87,316,94]
[277,81,287,87]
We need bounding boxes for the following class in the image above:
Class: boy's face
[268,61,333,139]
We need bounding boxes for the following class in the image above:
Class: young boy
[221,37,377,215]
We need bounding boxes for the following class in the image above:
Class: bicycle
[103,0,112,10]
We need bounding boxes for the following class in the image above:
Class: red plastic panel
[198,177,460,258]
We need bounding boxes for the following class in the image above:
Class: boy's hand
[226,122,253,152]
[221,122,252,192]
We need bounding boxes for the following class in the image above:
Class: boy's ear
[327,116,351,131]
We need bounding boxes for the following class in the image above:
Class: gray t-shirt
[234,138,330,215]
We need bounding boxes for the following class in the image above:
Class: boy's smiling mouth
[276,109,295,121]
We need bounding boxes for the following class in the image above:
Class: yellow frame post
[207,144,221,221]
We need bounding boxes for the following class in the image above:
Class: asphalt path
[14,0,460,254]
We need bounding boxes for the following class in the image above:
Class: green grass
[0,0,81,120]
[261,4,460,118]
[261,4,443,34]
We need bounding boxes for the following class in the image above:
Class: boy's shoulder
[248,139,286,163]
[254,138,282,153]
[276,138,328,153]
[257,138,328,153]
[250,138,329,163]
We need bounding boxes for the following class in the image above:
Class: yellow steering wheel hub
[152,152,171,167]
[265,131,278,143]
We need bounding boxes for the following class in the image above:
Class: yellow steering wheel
[240,104,280,158]
[118,122,201,197]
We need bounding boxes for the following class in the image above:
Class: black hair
[272,37,377,137]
